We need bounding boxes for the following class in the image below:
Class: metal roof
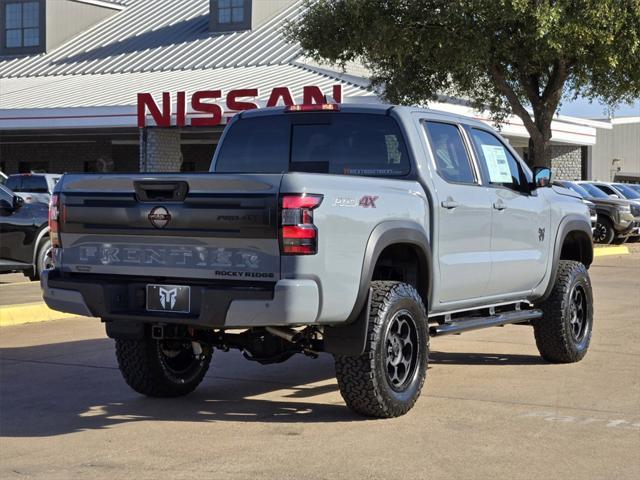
[0,0,305,78]
[0,64,372,109]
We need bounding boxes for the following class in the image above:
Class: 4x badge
[333,195,379,208]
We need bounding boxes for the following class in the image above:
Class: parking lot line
[593,246,630,257]
[0,302,78,327]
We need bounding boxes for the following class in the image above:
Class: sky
[557,97,640,119]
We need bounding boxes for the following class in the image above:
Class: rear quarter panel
[280,172,429,323]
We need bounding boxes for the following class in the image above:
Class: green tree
[286,0,640,167]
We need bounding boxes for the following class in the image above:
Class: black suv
[0,184,52,279]
[555,180,640,244]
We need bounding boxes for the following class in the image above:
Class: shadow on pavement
[0,339,361,438]
[0,339,547,438]
[430,351,546,365]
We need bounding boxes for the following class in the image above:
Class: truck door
[466,127,551,296]
[421,120,493,303]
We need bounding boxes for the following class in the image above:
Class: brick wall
[141,128,182,172]
[550,145,582,181]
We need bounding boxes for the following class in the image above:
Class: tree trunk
[527,135,552,169]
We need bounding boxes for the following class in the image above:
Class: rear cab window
[5,176,21,192]
[22,176,49,193]
[213,113,411,177]
[5,175,49,193]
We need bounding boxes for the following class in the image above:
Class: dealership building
[0,0,638,180]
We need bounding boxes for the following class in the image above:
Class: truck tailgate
[57,173,282,282]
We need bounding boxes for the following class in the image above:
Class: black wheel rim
[569,285,588,342]
[593,223,607,243]
[158,340,200,376]
[385,309,419,392]
[41,246,54,271]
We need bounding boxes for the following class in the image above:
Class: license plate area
[146,284,191,313]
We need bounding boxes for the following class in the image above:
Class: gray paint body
[43,104,592,328]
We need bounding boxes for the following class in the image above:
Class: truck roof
[238,103,491,129]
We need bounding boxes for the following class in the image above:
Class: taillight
[280,194,322,255]
[49,194,61,248]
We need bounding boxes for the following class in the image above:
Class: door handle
[441,198,459,209]
[493,201,507,211]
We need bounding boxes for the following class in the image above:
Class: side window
[470,129,528,192]
[595,184,616,196]
[423,121,475,184]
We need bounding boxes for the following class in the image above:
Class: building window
[4,1,40,48]
[218,0,244,24]
[211,0,251,32]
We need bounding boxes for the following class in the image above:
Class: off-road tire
[534,260,593,363]
[593,216,614,244]
[334,281,429,418]
[29,238,52,281]
[115,338,212,397]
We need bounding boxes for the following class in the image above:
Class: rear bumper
[41,271,320,328]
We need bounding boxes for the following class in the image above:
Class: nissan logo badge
[148,206,171,229]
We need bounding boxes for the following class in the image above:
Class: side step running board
[430,309,543,336]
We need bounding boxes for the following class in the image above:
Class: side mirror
[14,195,24,209]
[533,167,552,188]
[608,194,619,199]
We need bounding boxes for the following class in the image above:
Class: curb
[593,246,630,257]
[0,302,79,327]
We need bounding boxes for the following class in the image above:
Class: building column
[139,128,182,172]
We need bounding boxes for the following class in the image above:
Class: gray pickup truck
[42,104,594,418]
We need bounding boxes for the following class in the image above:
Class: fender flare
[323,221,432,356]
[538,214,593,302]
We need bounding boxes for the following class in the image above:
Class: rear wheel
[115,337,212,397]
[334,281,429,418]
[593,217,614,244]
[29,238,53,281]
[534,260,593,363]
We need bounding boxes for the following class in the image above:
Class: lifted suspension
[149,324,324,365]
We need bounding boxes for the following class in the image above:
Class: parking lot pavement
[0,273,42,306]
[0,254,638,480]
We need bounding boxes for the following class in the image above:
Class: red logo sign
[359,196,379,208]
[137,85,343,128]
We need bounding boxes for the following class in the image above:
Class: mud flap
[105,320,146,340]
[323,288,371,356]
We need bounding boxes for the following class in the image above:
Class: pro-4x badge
[538,227,545,242]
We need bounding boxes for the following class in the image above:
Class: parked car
[625,184,640,195]
[568,181,640,244]
[5,173,61,205]
[551,183,597,232]
[42,104,594,418]
[582,181,640,205]
[0,184,52,279]
[611,182,640,202]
